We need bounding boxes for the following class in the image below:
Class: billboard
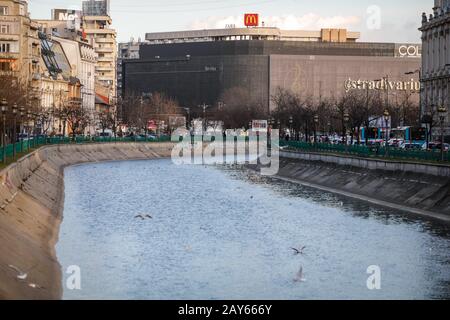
[52,9,82,30]
[244,14,259,27]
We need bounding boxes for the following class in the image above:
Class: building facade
[82,0,116,103]
[122,28,421,113]
[53,36,97,133]
[420,0,450,140]
[0,0,40,89]
[117,38,141,98]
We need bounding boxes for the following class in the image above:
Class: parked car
[401,143,424,150]
[428,142,449,152]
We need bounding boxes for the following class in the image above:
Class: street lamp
[313,114,319,144]
[12,104,17,159]
[289,116,293,140]
[343,111,350,144]
[438,105,447,161]
[383,109,390,151]
[19,106,25,152]
[1,99,7,163]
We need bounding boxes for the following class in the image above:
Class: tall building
[420,0,450,140]
[122,27,421,112]
[81,0,116,104]
[117,38,141,98]
[0,0,40,89]
[37,8,98,133]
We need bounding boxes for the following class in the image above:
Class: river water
[57,159,450,300]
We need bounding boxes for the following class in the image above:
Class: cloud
[188,13,361,30]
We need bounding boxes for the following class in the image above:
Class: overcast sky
[29,0,433,43]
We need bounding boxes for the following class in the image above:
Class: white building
[420,0,450,139]
[53,36,97,133]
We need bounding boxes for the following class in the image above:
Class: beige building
[145,27,360,44]
[82,0,116,103]
[0,0,40,91]
[420,0,450,139]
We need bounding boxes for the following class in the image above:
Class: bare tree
[216,87,267,129]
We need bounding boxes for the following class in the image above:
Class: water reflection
[58,159,450,300]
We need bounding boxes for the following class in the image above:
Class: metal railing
[0,135,172,164]
[280,141,450,163]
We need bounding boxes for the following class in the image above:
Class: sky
[28,0,433,43]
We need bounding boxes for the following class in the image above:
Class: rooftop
[145,27,360,45]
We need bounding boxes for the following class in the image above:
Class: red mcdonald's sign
[244,14,259,27]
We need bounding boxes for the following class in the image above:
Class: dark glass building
[122,28,422,112]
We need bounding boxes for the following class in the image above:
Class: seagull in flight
[28,283,45,290]
[291,246,306,255]
[135,214,153,220]
[294,266,306,283]
[8,264,37,281]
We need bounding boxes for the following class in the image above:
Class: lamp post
[19,106,25,153]
[12,104,17,159]
[343,111,349,144]
[199,103,210,135]
[1,99,7,163]
[383,109,390,154]
[438,105,447,161]
[289,116,293,140]
[314,114,319,144]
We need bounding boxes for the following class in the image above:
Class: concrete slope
[0,143,174,300]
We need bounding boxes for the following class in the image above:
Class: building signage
[53,9,82,21]
[251,120,268,132]
[344,78,421,93]
[395,44,421,58]
[52,9,82,31]
[244,14,259,27]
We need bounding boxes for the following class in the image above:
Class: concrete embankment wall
[279,151,450,219]
[0,143,174,300]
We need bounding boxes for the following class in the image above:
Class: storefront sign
[395,44,421,58]
[344,78,420,92]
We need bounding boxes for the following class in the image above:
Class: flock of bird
[8,264,45,290]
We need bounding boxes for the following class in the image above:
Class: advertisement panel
[52,9,82,31]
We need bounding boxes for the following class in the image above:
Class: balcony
[0,52,19,59]
[84,28,116,35]
[95,47,114,53]
[96,65,114,71]
[97,56,114,62]
[0,33,19,41]
[83,16,113,24]
[95,37,115,43]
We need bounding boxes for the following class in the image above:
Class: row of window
[0,42,11,53]
[0,5,24,16]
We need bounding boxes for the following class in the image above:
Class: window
[0,43,11,53]
[0,6,8,15]
[0,25,10,34]
[0,61,12,71]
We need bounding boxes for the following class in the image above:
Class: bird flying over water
[8,264,36,281]
[291,246,306,255]
[28,283,45,290]
[294,266,306,283]
[135,214,153,220]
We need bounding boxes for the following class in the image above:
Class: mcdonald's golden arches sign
[244,14,259,27]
